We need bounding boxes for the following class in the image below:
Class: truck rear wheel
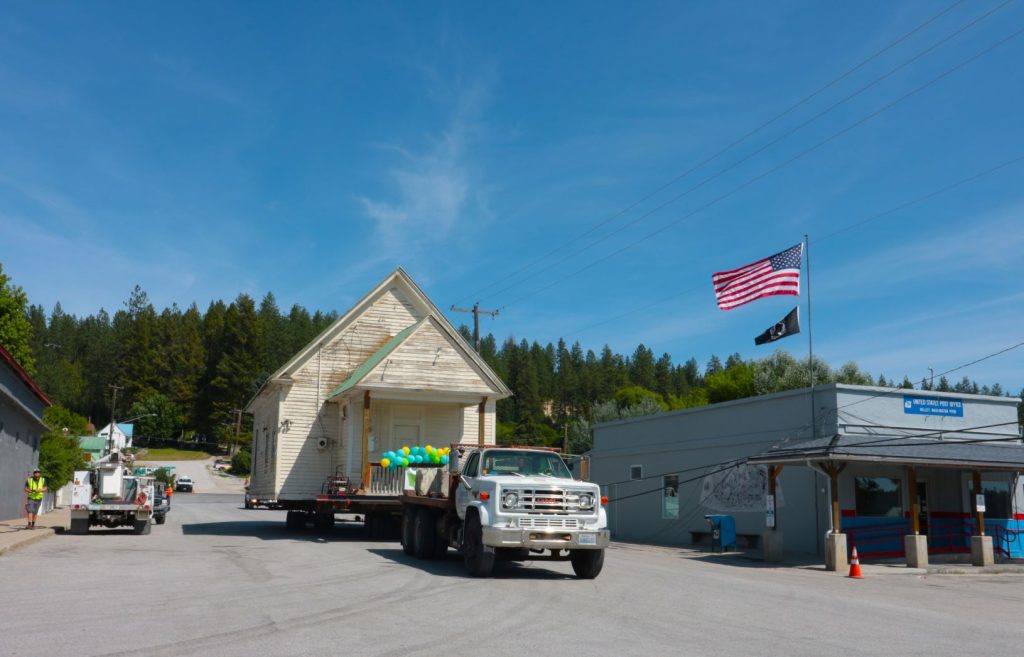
[413,508,436,560]
[70,518,89,535]
[314,511,334,531]
[401,507,416,556]
[570,549,604,579]
[154,514,166,525]
[133,518,152,535]
[463,513,494,577]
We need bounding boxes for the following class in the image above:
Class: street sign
[903,395,963,417]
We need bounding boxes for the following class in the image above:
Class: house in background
[0,344,51,521]
[78,435,110,463]
[96,422,134,451]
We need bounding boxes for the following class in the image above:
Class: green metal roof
[327,320,423,400]
[78,436,108,451]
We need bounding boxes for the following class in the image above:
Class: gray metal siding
[0,395,43,521]
[592,389,829,555]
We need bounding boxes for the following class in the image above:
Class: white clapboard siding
[248,392,279,497]
[462,398,497,446]
[275,287,424,497]
[360,319,493,393]
[244,269,509,500]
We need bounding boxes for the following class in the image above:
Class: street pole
[107,384,123,457]
[449,302,499,352]
[233,409,243,456]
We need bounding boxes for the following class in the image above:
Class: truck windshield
[479,450,572,479]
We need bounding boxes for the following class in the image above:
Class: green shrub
[231,449,251,476]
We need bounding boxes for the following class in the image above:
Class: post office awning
[748,433,1024,471]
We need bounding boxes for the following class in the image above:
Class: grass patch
[136,448,212,461]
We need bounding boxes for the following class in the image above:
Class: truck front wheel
[570,549,604,579]
[463,513,494,577]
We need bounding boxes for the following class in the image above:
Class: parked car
[214,458,231,472]
[152,484,170,524]
[175,476,194,493]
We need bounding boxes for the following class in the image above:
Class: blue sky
[2,1,1023,392]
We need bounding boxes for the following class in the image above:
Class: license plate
[579,533,597,546]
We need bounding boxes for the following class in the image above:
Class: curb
[0,526,62,557]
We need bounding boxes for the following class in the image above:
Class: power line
[560,153,1024,338]
[482,2,1012,307]
[455,0,970,306]
[497,24,1024,311]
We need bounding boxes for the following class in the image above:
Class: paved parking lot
[2,493,1023,657]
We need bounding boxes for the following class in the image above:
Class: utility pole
[449,302,499,352]
[107,384,124,457]
[232,409,243,456]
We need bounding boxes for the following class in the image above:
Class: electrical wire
[454,0,970,306]
[559,152,1024,339]
[497,24,1024,311]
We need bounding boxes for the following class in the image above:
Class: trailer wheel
[133,518,152,535]
[286,510,306,531]
[70,518,89,535]
[413,508,437,560]
[314,511,334,531]
[401,507,416,556]
[570,549,605,579]
[463,513,494,577]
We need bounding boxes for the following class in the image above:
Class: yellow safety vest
[26,477,46,500]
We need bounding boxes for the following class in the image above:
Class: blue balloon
[383,451,394,460]
[440,455,449,465]
[415,455,424,463]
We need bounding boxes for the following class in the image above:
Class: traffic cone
[847,546,864,579]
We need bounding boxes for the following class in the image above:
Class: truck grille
[508,488,591,514]
[518,517,579,529]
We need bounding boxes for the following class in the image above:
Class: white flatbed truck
[399,446,610,578]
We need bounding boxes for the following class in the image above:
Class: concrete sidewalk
[0,507,68,557]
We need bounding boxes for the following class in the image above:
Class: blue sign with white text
[903,395,963,417]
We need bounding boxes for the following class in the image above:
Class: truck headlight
[578,493,594,510]
[502,492,519,509]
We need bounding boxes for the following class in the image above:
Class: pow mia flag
[754,306,800,346]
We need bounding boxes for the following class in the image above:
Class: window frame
[630,465,643,481]
[662,474,680,520]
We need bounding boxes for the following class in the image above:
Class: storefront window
[969,480,1012,519]
[855,477,902,517]
[662,475,679,519]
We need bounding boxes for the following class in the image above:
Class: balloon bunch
[379,445,451,469]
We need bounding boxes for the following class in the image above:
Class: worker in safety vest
[23,468,48,529]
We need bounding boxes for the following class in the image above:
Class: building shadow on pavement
[368,547,577,580]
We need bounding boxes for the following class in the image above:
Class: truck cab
[402,446,610,578]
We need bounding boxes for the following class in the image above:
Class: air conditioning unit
[317,437,329,450]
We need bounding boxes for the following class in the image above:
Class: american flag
[712,243,802,311]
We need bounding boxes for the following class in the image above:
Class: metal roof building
[590,383,1023,568]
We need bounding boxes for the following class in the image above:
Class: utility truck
[70,458,156,535]
[400,446,610,578]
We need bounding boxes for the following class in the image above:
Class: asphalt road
[3,494,1023,657]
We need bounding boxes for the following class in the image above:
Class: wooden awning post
[361,391,371,489]
[908,466,920,535]
[973,469,985,536]
[827,463,841,535]
[478,397,487,447]
[768,465,783,530]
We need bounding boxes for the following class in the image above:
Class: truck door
[455,452,480,520]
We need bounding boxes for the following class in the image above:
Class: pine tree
[630,344,656,389]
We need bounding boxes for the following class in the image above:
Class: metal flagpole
[804,234,815,439]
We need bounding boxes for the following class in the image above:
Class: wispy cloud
[357,76,493,258]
